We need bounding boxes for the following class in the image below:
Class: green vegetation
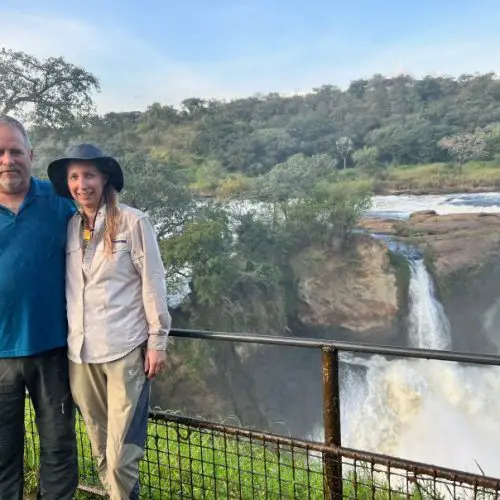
[22,72,500,194]
[372,161,500,194]
[387,250,412,330]
[388,250,411,292]
[3,49,500,193]
[24,404,439,500]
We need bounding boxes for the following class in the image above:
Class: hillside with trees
[24,70,500,196]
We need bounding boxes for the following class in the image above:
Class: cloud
[0,10,229,112]
[0,8,498,114]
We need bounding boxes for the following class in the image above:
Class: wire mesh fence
[24,396,500,499]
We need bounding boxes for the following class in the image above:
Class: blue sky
[0,0,499,113]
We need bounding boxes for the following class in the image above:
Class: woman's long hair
[103,183,121,255]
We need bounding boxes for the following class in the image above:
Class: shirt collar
[24,177,39,201]
[77,202,107,229]
[16,178,42,212]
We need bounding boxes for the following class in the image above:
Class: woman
[48,144,171,500]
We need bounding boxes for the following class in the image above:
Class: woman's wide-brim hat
[47,143,124,199]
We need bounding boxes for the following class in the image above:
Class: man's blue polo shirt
[0,177,75,358]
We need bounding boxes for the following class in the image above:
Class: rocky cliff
[291,235,402,342]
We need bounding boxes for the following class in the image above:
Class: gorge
[152,192,500,478]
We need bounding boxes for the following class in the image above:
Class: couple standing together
[0,116,172,500]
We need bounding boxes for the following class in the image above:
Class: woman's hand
[144,349,166,379]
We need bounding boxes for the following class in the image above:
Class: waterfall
[407,259,452,350]
[322,253,500,482]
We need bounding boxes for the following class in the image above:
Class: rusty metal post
[322,347,342,500]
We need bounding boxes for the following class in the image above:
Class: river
[368,191,500,219]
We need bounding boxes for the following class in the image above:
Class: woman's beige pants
[69,346,150,500]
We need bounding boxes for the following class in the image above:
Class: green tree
[119,152,196,239]
[160,204,286,335]
[181,98,207,115]
[189,160,227,193]
[353,146,382,174]
[252,153,335,209]
[482,123,500,160]
[367,118,452,164]
[312,181,372,246]
[159,206,285,428]
[336,136,354,169]
[0,48,100,127]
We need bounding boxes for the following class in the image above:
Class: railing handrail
[170,328,500,366]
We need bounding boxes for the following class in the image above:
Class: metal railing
[24,328,500,499]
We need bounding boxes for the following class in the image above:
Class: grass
[126,159,500,200]
[372,161,500,194]
[23,403,456,499]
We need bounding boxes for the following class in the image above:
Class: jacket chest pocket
[94,239,134,275]
[111,239,129,254]
[93,235,129,256]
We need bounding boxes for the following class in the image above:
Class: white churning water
[311,254,500,489]
[338,259,500,479]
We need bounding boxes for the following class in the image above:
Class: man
[0,116,78,499]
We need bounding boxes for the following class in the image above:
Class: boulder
[409,210,438,221]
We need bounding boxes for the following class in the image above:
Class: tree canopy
[31,71,500,178]
[0,48,100,127]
